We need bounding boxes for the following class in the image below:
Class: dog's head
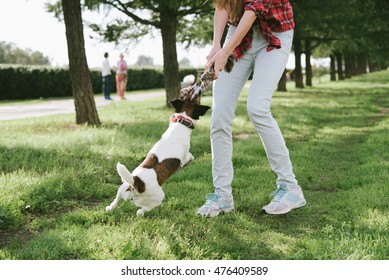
[169,97,210,120]
[170,88,210,120]
[169,56,235,120]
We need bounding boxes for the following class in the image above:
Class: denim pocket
[273,29,294,54]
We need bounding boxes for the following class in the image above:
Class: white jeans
[211,25,298,196]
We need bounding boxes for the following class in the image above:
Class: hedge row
[0,66,199,100]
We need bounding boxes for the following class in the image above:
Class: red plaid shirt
[232,0,295,60]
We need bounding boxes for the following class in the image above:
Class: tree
[178,57,192,68]
[329,54,336,81]
[291,0,336,88]
[0,41,50,65]
[293,35,304,88]
[277,70,287,92]
[85,0,213,104]
[61,0,101,125]
[135,55,154,67]
[293,0,389,84]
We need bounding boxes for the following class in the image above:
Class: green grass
[1,70,389,260]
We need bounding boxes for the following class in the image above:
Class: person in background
[197,0,306,217]
[102,52,112,100]
[116,53,128,100]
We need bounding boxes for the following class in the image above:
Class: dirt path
[0,91,164,121]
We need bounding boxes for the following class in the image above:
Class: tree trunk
[277,69,287,92]
[293,38,304,88]
[351,55,357,76]
[330,54,336,81]
[357,54,367,74]
[379,61,388,70]
[160,6,180,105]
[62,0,100,125]
[335,53,344,80]
[345,55,353,78]
[368,59,377,72]
[305,39,312,86]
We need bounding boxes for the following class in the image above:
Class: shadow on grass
[1,72,389,259]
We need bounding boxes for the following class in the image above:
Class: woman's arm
[206,7,230,63]
[207,10,257,78]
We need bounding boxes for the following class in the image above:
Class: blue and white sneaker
[262,184,306,215]
[197,193,234,217]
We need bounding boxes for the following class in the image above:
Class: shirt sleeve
[243,0,272,15]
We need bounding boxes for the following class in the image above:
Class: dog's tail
[116,162,134,185]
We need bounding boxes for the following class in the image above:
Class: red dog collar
[171,114,195,129]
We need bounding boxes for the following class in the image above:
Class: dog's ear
[192,105,211,120]
[170,99,184,113]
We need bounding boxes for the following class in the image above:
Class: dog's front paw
[106,206,113,212]
[136,209,145,217]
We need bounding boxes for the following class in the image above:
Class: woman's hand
[206,10,256,79]
[206,44,222,63]
[206,47,230,79]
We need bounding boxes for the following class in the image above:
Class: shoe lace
[269,184,288,202]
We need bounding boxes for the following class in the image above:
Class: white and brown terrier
[105,58,234,217]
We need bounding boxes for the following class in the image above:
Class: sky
[0,0,305,70]
[0,0,211,69]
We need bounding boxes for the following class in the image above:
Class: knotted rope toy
[180,55,235,101]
